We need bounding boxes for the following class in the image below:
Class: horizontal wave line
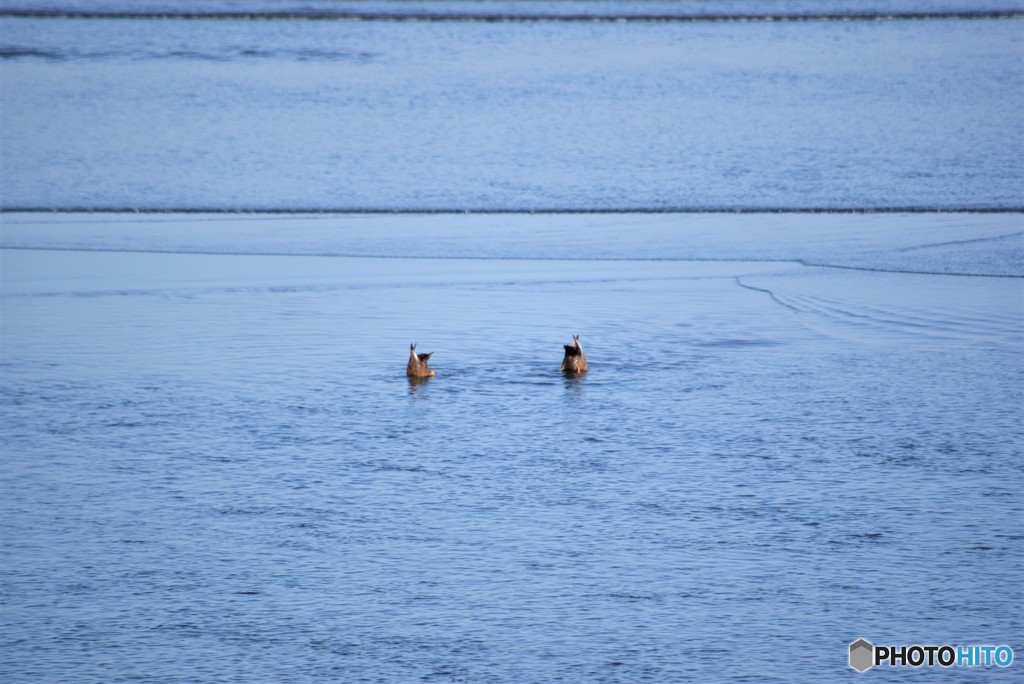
[2,10,1022,22]
[0,243,795,263]
[3,207,1023,215]
[894,230,1024,252]
[795,261,1023,279]
[1,244,1019,279]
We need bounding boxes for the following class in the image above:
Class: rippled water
[2,2,1023,681]
[1,212,1022,682]
[2,4,1022,210]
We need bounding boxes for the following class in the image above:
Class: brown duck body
[560,334,588,374]
[407,343,435,378]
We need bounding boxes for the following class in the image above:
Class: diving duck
[407,343,436,378]
[560,334,588,374]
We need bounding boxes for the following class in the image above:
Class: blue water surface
[1,212,1022,682]
[1,4,1022,209]
[0,2,1022,682]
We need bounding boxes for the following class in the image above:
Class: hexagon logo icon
[850,639,874,672]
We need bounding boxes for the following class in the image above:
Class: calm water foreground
[1,212,1021,682]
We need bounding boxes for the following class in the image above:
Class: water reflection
[407,374,432,398]
[562,370,586,398]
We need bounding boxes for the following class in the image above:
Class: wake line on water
[894,231,1024,252]
[2,9,1022,22]
[2,244,1020,279]
[0,243,795,264]
[734,279,801,312]
[735,277,1023,339]
[794,261,1023,279]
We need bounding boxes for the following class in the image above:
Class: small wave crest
[0,47,64,59]
[0,45,378,62]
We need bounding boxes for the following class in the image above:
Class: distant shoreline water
[4,9,1020,225]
